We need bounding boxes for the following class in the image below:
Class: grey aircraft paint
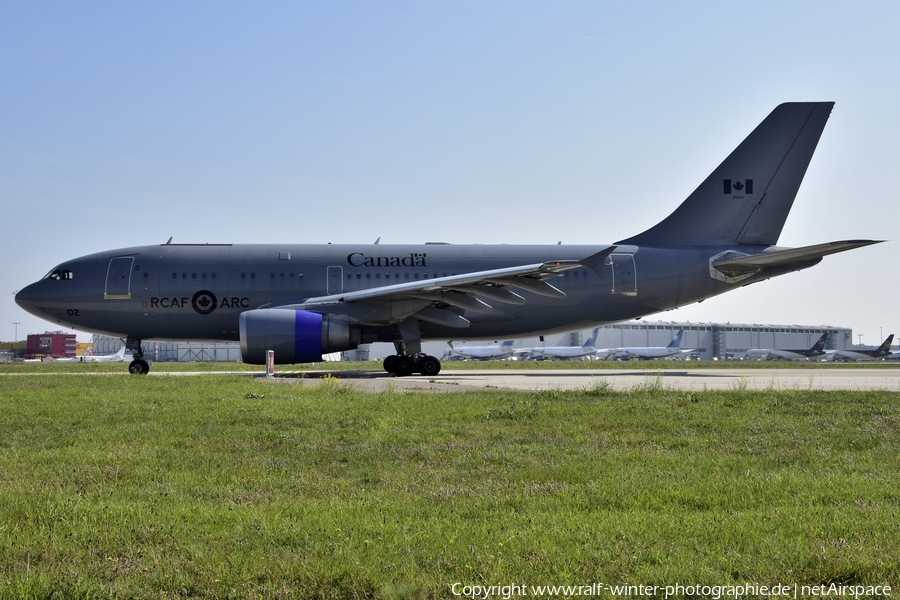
[15,102,882,375]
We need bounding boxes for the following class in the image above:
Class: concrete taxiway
[268,368,900,392]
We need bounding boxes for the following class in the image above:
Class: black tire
[417,355,441,376]
[394,356,414,377]
[383,355,398,374]
[128,359,150,375]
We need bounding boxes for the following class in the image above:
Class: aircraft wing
[277,247,617,327]
[712,240,883,277]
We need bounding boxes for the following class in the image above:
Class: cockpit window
[42,269,74,281]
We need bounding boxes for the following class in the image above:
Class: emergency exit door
[105,257,134,300]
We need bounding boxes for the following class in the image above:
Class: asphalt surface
[264,367,900,392]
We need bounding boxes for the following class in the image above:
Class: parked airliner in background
[50,347,127,363]
[526,328,601,360]
[15,103,881,375]
[829,335,893,362]
[605,329,690,360]
[449,340,516,361]
[744,333,828,361]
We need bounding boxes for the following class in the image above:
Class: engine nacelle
[239,309,361,364]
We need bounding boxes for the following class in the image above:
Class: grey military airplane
[15,102,881,376]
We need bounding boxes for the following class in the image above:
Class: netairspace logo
[450,582,893,599]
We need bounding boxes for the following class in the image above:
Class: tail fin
[584,328,600,348]
[877,334,894,353]
[811,333,828,352]
[618,102,834,247]
[667,329,684,349]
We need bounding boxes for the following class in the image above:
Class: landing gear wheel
[393,356,415,377]
[417,355,441,376]
[128,359,150,375]
[383,355,398,374]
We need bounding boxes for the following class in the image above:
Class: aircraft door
[327,266,343,295]
[105,257,134,300]
[609,253,637,296]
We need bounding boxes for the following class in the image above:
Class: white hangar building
[93,320,856,363]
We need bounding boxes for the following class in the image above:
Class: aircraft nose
[15,283,40,315]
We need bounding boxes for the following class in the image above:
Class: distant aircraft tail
[811,333,828,352]
[667,329,684,349]
[876,334,894,354]
[618,102,834,247]
[584,328,600,348]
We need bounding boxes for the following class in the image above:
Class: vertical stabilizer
[618,102,834,246]
[667,329,684,349]
[811,333,828,353]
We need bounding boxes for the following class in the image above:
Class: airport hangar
[90,321,856,362]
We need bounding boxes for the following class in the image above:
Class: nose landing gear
[126,338,150,375]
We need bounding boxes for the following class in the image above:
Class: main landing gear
[126,337,150,375]
[382,353,442,377]
[381,322,441,377]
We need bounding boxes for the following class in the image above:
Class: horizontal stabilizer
[712,240,883,277]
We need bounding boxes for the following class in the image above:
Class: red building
[26,332,77,359]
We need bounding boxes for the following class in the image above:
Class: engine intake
[239,309,360,364]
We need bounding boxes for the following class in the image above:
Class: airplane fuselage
[17,241,759,344]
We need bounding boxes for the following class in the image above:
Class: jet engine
[239,309,361,364]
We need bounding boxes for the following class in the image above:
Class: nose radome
[14,283,39,314]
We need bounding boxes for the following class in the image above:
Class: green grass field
[1,370,898,598]
[3,357,900,376]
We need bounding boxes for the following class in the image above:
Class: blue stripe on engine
[294,311,323,363]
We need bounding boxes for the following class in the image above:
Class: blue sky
[2,1,898,345]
